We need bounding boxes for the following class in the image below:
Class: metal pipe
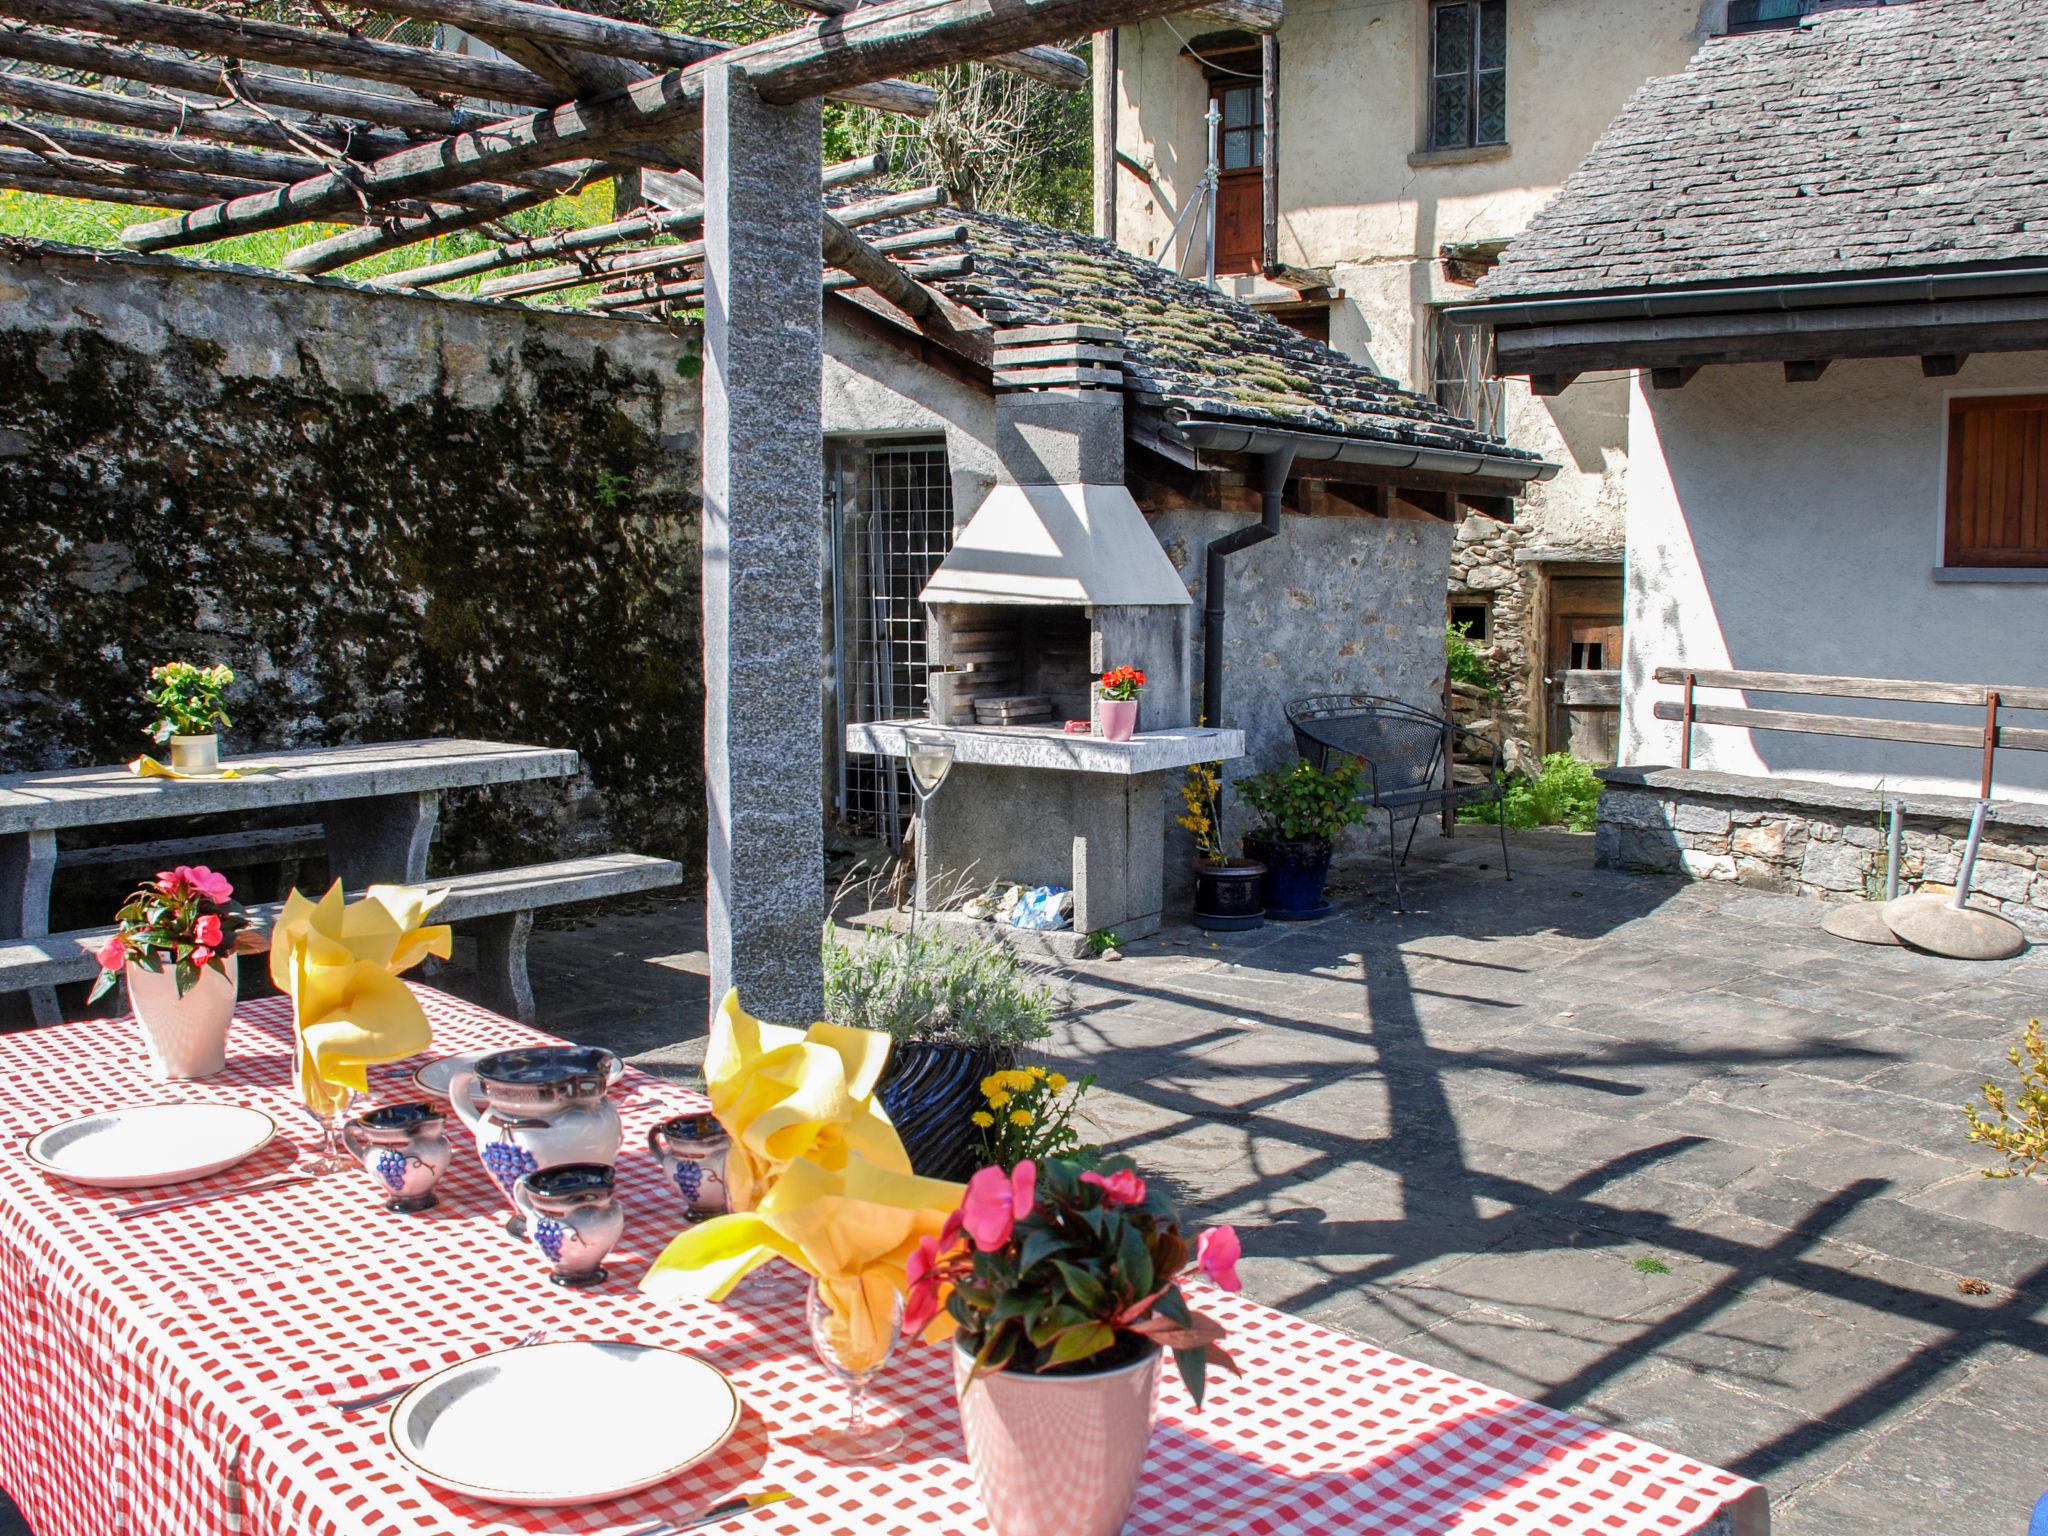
[1203,98,1220,290]
[1444,262,2048,330]
[1952,800,1990,911]
[1885,799,1903,901]
[1202,445,1296,728]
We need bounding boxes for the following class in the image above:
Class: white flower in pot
[144,660,234,773]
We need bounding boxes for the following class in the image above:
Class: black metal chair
[1285,694,1510,910]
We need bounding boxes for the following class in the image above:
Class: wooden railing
[1652,667,2048,799]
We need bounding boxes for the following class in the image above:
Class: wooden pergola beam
[478,182,947,300]
[0,143,273,203]
[119,0,1214,254]
[0,115,324,186]
[588,221,964,310]
[281,184,565,274]
[0,0,567,107]
[0,164,210,207]
[374,150,885,291]
[781,0,1088,89]
[0,71,422,161]
[820,212,989,356]
[0,28,495,137]
[603,252,975,315]
[367,0,722,73]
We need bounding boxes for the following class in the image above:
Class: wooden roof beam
[119,0,1214,252]
[820,212,988,357]
[781,0,1088,89]
[1187,2,1283,34]
[603,252,975,315]
[281,184,564,274]
[0,0,566,106]
[374,150,885,290]
[475,181,946,300]
[0,163,210,207]
[587,221,965,308]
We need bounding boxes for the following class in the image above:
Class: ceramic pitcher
[447,1046,623,1212]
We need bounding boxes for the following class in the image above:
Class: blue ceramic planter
[1245,835,1334,921]
[877,1040,1015,1182]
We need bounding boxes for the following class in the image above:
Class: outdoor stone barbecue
[846,327,1242,950]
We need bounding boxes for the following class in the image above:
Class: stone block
[1801,840,1871,893]
[1731,823,1787,860]
[1676,831,1731,854]
[1600,792,1669,829]
[1842,825,1883,849]
[1975,840,2037,867]
[1594,824,1621,866]
[1671,802,1732,836]
[1966,858,2036,904]
[1681,850,1738,881]
[1463,564,1513,592]
[1616,825,1682,872]
[1735,856,1792,891]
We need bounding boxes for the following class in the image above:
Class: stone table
[846,720,1244,954]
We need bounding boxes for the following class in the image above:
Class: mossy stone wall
[0,242,703,881]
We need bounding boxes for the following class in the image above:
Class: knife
[627,1490,792,1535]
[112,1170,319,1219]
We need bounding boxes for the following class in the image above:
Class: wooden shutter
[1946,394,2048,568]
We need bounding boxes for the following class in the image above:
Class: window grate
[1428,311,1508,441]
[836,442,955,849]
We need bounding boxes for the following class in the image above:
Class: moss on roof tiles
[872,208,1535,461]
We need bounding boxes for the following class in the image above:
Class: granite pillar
[700,64,826,1023]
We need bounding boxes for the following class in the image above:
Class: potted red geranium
[1096,665,1144,743]
[904,1154,1240,1536]
[90,865,251,1079]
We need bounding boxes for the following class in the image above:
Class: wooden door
[1210,79,1263,276]
[1544,574,1623,764]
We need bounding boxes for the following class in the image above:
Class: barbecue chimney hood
[921,326,1190,611]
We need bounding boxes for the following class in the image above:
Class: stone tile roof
[872,206,1539,461]
[1480,0,2048,301]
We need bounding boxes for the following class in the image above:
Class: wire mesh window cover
[838,443,956,847]
[1216,83,1264,171]
[1429,0,1508,151]
[1428,311,1508,440]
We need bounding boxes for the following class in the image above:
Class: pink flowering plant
[88,865,251,1003]
[903,1153,1241,1406]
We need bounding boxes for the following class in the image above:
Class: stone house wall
[1597,767,2048,935]
[0,241,703,902]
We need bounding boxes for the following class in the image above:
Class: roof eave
[1159,413,1559,489]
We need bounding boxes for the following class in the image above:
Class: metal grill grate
[835,441,954,849]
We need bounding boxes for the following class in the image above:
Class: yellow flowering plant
[973,1064,1096,1170]
[1178,760,1227,864]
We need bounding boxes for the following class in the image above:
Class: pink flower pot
[1097,698,1139,742]
[954,1341,1160,1536]
[126,954,236,1079]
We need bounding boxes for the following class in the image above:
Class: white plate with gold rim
[409,1050,491,1101]
[25,1103,277,1190]
[390,1341,742,1506]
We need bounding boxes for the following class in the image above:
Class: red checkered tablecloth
[0,990,1768,1536]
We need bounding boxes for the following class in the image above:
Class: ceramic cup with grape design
[647,1113,731,1219]
[341,1102,453,1213]
[512,1163,623,1287]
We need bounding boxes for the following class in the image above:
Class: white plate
[26,1103,277,1190]
[409,1050,491,1100]
[391,1341,741,1506]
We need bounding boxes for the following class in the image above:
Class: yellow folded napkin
[643,1150,964,1374]
[703,988,907,1213]
[267,882,451,1103]
[128,755,262,780]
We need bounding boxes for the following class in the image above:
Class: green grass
[1630,1255,1673,1276]
[0,182,629,304]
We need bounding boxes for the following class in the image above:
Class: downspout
[1202,444,1297,727]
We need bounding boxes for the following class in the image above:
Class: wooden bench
[2,852,685,1025]
[1655,667,2048,797]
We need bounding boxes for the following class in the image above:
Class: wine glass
[903,730,954,938]
[292,1042,363,1175]
[805,1276,905,1462]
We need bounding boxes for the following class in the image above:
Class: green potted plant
[89,865,252,1078]
[144,661,234,773]
[1236,757,1367,920]
[1095,665,1145,743]
[821,925,1063,1181]
[1178,758,1265,930]
[903,1155,1240,1536]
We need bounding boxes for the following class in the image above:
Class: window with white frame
[1428,0,1507,151]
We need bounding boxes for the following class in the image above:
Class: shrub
[1462,752,1603,832]
[1965,1019,2048,1178]
[1446,621,1499,697]
[1237,758,1368,846]
[821,925,1063,1049]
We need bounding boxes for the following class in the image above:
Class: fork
[332,1326,553,1412]
[112,1170,320,1220]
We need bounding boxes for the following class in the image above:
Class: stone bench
[57,824,328,899]
[0,852,686,1024]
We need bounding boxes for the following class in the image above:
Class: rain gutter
[1165,415,1558,487]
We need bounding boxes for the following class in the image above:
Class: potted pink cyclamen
[90,865,251,1079]
[904,1154,1241,1536]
